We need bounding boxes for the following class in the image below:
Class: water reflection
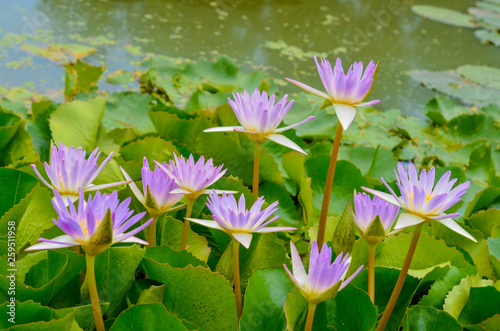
[1,0,498,112]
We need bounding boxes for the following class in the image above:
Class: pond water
[0,0,499,113]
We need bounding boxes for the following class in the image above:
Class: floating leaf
[403,306,462,331]
[158,216,211,262]
[412,5,476,28]
[110,303,187,331]
[240,268,294,331]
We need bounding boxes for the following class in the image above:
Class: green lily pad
[240,268,294,331]
[412,5,476,28]
[120,136,178,164]
[158,216,211,262]
[81,245,145,318]
[0,250,85,306]
[50,97,106,152]
[110,303,187,331]
[402,306,462,331]
[142,263,238,331]
[215,233,289,290]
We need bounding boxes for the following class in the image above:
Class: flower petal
[26,235,80,251]
[187,218,224,230]
[204,126,244,132]
[202,189,238,195]
[362,187,401,207]
[267,134,307,155]
[285,78,330,99]
[394,213,425,230]
[333,104,356,130]
[120,236,149,245]
[233,232,253,249]
[255,226,297,233]
[86,180,131,192]
[120,166,145,203]
[275,116,315,133]
[439,218,477,242]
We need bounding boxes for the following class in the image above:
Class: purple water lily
[26,189,152,253]
[286,56,379,130]
[204,88,314,154]
[363,162,475,241]
[155,154,230,200]
[31,143,129,203]
[121,158,184,217]
[353,192,399,235]
[284,240,363,304]
[187,190,296,248]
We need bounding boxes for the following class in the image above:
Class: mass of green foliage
[1,51,500,330]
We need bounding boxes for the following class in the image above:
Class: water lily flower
[363,162,476,241]
[26,189,152,255]
[120,158,184,218]
[204,88,315,155]
[187,190,296,248]
[154,153,230,201]
[353,192,400,238]
[284,240,363,304]
[31,143,129,203]
[286,56,379,130]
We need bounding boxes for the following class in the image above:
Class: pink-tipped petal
[275,116,316,133]
[285,78,330,99]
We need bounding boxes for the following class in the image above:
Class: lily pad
[412,5,476,28]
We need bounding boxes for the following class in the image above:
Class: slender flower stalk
[188,191,296,319]
[376,224,423,331]
[155,154,232,250]
[26,189,152,330]
[362,163,475,330]
[204,89,315,196]
[121,158,185,247]
[287,57,379,250]
[252,143,261,198]
[31,142,129,204]
[284,240,363,330]
[353,192,400,303]
[317,120,342,249]
[367,243,376,303]
[233,240,242,319]
[304,303,317,331]
[86,254,104,331]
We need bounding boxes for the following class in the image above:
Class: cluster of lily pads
[1,40,500,329]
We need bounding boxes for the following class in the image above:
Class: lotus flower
[286,56,379,131]
[31,143,129,203]
[284,240,363,304]
[187,190,296,248]
[155,154,231,201]
[204,89,314,154]
[353,192,399,236]
[120,158,184,218]
[26,189,152,255]
[363,162,476,242]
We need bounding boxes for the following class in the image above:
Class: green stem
[368,243,377,303]
[376,223,424,331]
[233,239,242,320]
[180,199,194,250]
[304,302,317,331]
[86,254,104,331]
[253,143,261,199]
[317,120,343,250]
[147,215,159,248]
